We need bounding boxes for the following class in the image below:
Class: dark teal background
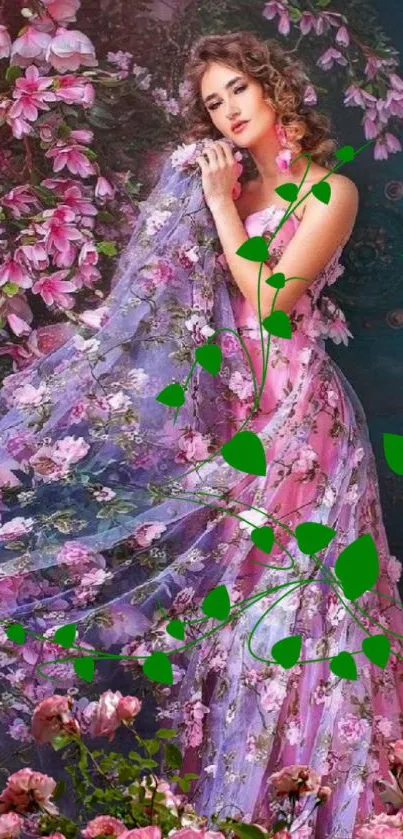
[327,0,403,596]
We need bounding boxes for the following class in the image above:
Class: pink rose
[83,690,142,741]
[82,816,126,839]
[0,813,23,839]
[120,829,161,839]
[116,695,142,723]
[31,694,80,743]
[269,764,321,797]
[0,768,58,815]
[133,522,167,548]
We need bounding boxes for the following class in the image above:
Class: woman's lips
[232,121,249,134]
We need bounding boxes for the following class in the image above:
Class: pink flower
[45,27,98,73]
[303,84,317,106]
[116,695,142,722]
[0,26,11,60]
[262,2,290,36]
[356,810,403,839]
[0,516,34,542]
[269,764,322,797]
[2,185,40,219]
[335,26,350,46]
[385,132,402,153]
[0,257,32,289]
[78,305,109,329]
[45,143,96,177]
[10,27,52,68]
[95,176,115,200]
[169,829,226,839]
[31,695,80,743]
[78,241,98,266]
[33,271,77,309]
[175,429,211,464]
[275,148,292,172]
[41,0,81,26]
[35,205,83,255]
[82,690,141,741]
[390,73,403,92]
[133,521,167,547]
[317,48,348,71]
[82,816,127,839]
[0,769,58,815]
[53,75,95,107]
[7,314,31,337]
[9,65,56,123]
[0,813,23,839]
[220,332,239,357]
[120,828,161,839]
[57,541,101,568]
[182,692,210,749]
[299,12,318,35]
[18,244,49,271]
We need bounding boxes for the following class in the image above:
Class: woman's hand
[195,140,239,210]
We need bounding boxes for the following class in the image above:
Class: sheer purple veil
[0,139,256,671]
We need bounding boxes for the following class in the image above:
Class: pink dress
[164,205,403,839]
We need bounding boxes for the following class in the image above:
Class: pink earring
[274,121,293,173]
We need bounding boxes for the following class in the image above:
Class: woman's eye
[208,85,247,111]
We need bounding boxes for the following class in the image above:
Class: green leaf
[155,728,177,739]
[334,533,379,601]
[335,145,355,163]
[143,651,173,685]
[202,584,231,621]
[271,635,302,669]
[262,310,292,339]
[236,236,269,262]
[251,525,274,554]
[275,183,299,203]
[295,522,336,554]
[221,430,267,476]
[329,651,358,680]
[54,623,77,648]
[362,634,390,669]
[97,241,118,257]
[195,343,222,376]
[166,619,185,641]
[164,742,183,769]
[5,66,23,84]
[6,623,26,645]
[226,822,269,839]
[266,272,285,289]
[272,821,288,835]
[52,733,72,752]
[155,383,185,408]
[383,432,403,475]
[2,282,20,297]
[73,657,95,683]
[311,181,331,205]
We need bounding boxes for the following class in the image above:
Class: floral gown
[1,197,403,839]
[131,205,403,839]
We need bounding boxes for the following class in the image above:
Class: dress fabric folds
[0,143,402,839]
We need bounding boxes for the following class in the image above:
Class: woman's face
[200,61,276,146]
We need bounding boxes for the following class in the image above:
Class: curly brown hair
[179,30,338,176]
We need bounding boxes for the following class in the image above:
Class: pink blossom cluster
[262,1,402,161]
[0,2,122,363]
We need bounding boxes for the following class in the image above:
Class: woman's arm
[209,174,359,321]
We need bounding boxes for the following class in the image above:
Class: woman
[0,29,402,839]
